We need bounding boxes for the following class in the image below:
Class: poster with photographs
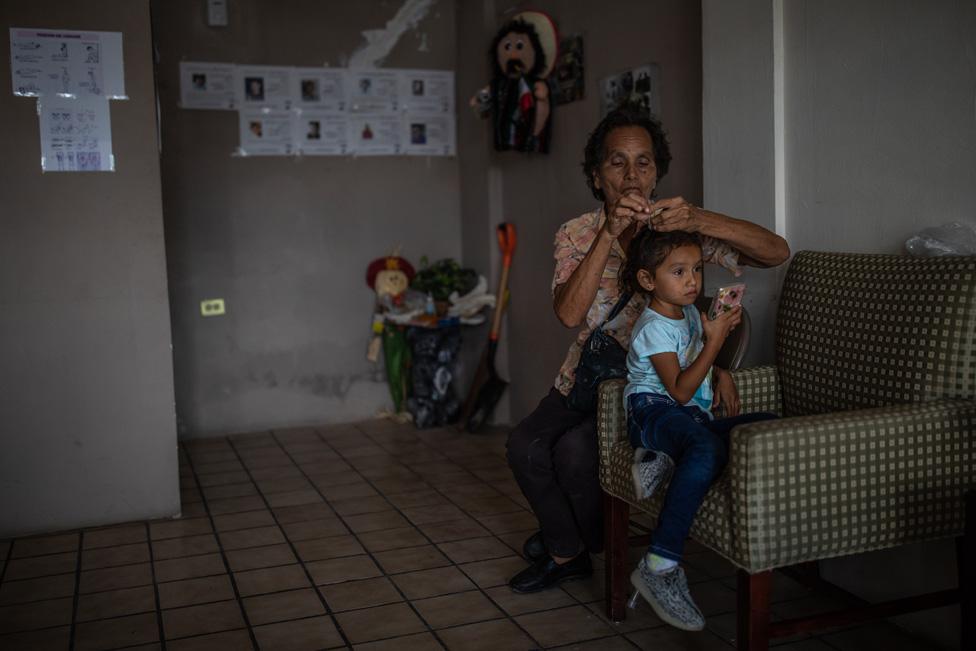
[294,110,347,155]
[9,28,126,99]
[38,95,114,172]
[397,69,453,114]
[238,109,295,156]
[292,67,346,112]
[236,65,293,111]
[600,63,660,118]
[347,70,398,113]
[346,113,400,155]
[180,61,237,110]
[401,114,455,156]
[552,35,584,105]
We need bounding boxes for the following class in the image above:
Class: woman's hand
[701,305,741,347]
[603,192,653,238]
[711,367,741,417]
[648,196,708,233]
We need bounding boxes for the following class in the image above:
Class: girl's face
[637,244,703,309]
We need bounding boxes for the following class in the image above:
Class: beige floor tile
[374,544,450,574]
[207,495,267,516]
[330,495,392,517]
[452,496,526,517]
[585,597,665,634]
[293,534,365,562]
[243,587,326,626]
[515,604,616,647]
[252,615,344,650]
[149,518,213,540]
[10,533,78,559]
[180,502,209,518]
[76,585,156,622]
[79,562,153,593]
[306,555,382,585]
[458,555,528,589]
[400,504,468,525]
[166,628,254,650]
[628,624,734,650]
[154,553,226,583]
[213,509,276,532]
[273,502,336,524]
[226,544,296,572]
[218,525,286,551]
[83,524,146,549]
[334,602,427,644]
[353,631,442,650]
[344,510,411,534]
[484,585,577,616]
[74,612,158,651]
[194,459,245,475]
[417,518,491,543]
[383,489,449,510]
[0,574,75,605]
[0,596,73,634]
[437,618,535,651]
[477,511,541,535]
[413,589,504,629]
[265,489,324,508]
[162,599,245,639]
[0,625,71,651]
[391,566,475,600]
[319,577,403,612]
[559,569,605,604]
[234,564,311,597]
[201,482,258,500]
[157,574,235,609]
[249,466,303,481]
[282,518,349,541]
[305,468,359,487]
[557,635,642,650]
[254,476,314,494]
[3,551,77,580]
[357,527,429,553]
[317,481,378,501]
[81,542,150,570]
[196,470,251,487]
[437,537,514,564]
[151,534,220,560]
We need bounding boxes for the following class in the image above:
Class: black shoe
[508,553,592,593]
[522,531,546,561]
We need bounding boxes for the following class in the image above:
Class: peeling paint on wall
[348,0,437,68]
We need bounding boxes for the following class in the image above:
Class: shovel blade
[464,375,508,433]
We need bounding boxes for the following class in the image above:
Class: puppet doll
[365,255,416,413]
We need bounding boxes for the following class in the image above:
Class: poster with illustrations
[236,66,293,111]
[401,114,455,156]
[346,113,400,155]
[552,35,584,105]
[9,28,125,99]
[396,69,453,114]
[238,109,295,155]
[180,61,237,110]
[347,70,398,113]
[600,63,660,118]
[294,110,347,155]
[292,67,347,113]
[38,95,114,172]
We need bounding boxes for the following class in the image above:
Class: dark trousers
[506,387,602,558]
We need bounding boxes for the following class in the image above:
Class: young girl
[620,227,776,631]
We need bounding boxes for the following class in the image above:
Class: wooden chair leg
[961,490,975,651]
[737,569,772,651]
[603,493,630,622]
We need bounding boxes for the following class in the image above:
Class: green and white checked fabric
[597,252,976,573]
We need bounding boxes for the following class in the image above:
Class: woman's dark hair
[582,105,672,201]
[620,228,701,296]
[490,19,546,79]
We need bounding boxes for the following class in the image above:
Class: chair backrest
[776,251,976,416]
[695,295,751,371]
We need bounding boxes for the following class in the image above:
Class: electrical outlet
[200,298,226,316]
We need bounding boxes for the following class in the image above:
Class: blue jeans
[627,392,777,561]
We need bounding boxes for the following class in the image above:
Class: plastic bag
[905,221,976,257]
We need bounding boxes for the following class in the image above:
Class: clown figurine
[365,255,416,413]
[471,11,558,153]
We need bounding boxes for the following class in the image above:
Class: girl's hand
[711,367,740,417]
[604,192,653,238]
[701,305,741,346]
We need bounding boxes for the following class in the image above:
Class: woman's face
[593,126,657,206]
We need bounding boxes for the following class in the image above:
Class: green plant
[411,257,478,301]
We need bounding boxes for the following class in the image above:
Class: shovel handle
[490,223,516,341]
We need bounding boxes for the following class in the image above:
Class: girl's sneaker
[631,448,674,499]
[631,556,705,631]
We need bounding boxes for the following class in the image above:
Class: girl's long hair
[620,227,701,296]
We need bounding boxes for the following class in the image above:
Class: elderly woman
[507,106,789,593]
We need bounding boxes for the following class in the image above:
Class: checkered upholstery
[598,251,976,572]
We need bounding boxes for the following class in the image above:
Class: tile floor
[0,419,946,650]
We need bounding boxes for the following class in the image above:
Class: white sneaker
[631,556,705,631]
[631,448,674,500]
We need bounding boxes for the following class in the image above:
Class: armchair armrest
[729,365,782,416]
[727,399,976,572]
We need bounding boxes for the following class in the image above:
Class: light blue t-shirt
[624,304,713,416]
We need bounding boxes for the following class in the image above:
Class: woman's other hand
[603,192,653,238]
[711,367,741,417]
[649,196,707,233]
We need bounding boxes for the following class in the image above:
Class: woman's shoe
[522,531,546,561]
[508,553,592,593]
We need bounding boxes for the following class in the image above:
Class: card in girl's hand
[708,284,746,320]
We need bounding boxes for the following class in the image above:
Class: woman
[506,105,789,593]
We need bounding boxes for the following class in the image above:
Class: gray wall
[458,0,705,422]
[0,1,179,537]
[153,0,462,437]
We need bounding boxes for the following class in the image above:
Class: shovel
[460,222,517,433]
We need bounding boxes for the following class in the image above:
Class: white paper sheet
[347,70,398,113]
[346,113,400,155]
[180,61,237,110]
[401,113,455,156]
[292,67,347,113]
[238,109,295,156]
[294,110,347,155]
[397,69,453,114]
[236,66,293,111]
[10,28,125,99]
[38,95,114,172]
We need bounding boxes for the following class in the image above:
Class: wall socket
[200,298,226,316]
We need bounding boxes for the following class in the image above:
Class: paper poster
[397,69,453,114]
[180,61,237,110]
[294,110,347,155]
[38,95,114,172]
[347,70,398,113]
[236,66,293,111]
[600,64,660,118]
[292,67,346,113]
[402,114,455,156]
[346,113,400,155]
[10,28,126,99]
[238,109,294,156]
